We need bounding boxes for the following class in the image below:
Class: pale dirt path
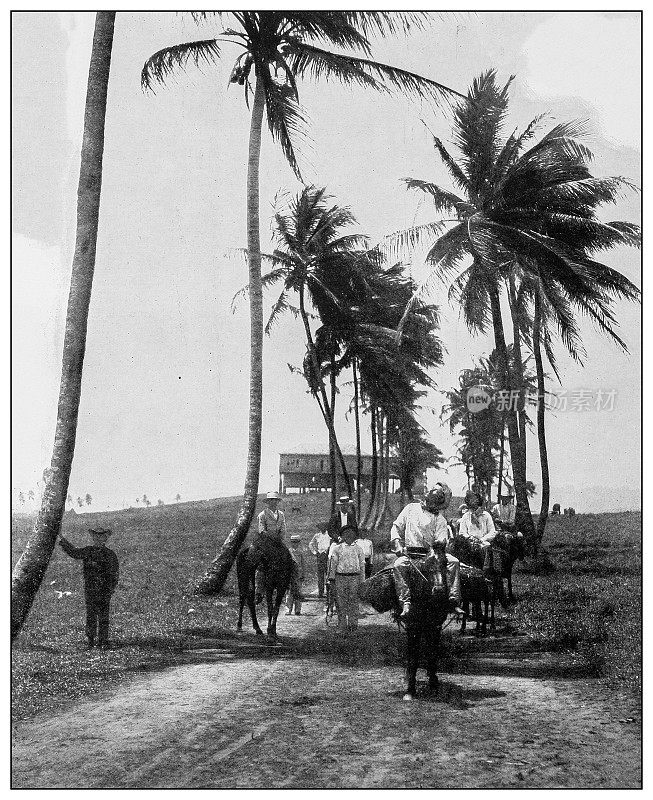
[12,597,641,789]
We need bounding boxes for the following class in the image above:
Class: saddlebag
[357,565,398,613]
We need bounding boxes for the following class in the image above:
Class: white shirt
[492,503,516,525]
[459,510,497,544]
[328,542,365,578]
[390,503,449,549]
[340,511,349,528]
[308,530,332,555]
[354,538,374,559]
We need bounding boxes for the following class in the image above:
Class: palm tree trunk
[296,290,351,504]
[352,358,362,519]
[11,12,116,640]
[330,352,339,499]
[372,412,386,529]
[488,285,536,541]
[497,411,506,503]
[195,75,266,595]
[362,405,378,528]
[508,279,528,479]
[533,292,550,544]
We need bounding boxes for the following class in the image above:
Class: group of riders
[245,483,521,627]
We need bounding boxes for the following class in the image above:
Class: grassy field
[511,511,641,696]
[12,495,641,720]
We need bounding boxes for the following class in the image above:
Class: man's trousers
[316,552,329,597]
[393,554,461,606]
[85,591,111,645]
[335,574,361,632]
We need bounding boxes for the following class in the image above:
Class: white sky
[11,10,641,512]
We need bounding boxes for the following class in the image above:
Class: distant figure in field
[308,523,332,599]
[564,507,576,517]
[551,503,561,515]
[327,495,358,540]
[286,535,305,615]
[58,527,119,650]
[491,490,517,531]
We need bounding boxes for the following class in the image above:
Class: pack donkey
[359,545,449,700]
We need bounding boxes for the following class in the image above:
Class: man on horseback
[248,491,287,604]
[459,490,497,547]
[391,485,464,620]
[491,489,517,532]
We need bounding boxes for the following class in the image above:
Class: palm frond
[381,221,452,264]
[263,77,310,180]
[401,178,475,217]
[287,43,465,104]
[266,289,291,335]
[142,39,222,91]
[431,135,472,195]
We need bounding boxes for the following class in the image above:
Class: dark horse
[236,543,293,641]
[492,526,525,603]
[447,533,508,633]
[398,546,449,701]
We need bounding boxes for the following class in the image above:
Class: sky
[12,10,641,513]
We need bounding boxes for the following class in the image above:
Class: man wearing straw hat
[58,527,119,649]
[390,484,463,620]
[250,491,287,603]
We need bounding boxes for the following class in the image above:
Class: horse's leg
[266,584,276,640]
[248,576,264,636]
[489,582,497,631]
[507,572,514,604]
[403,625,419,701]
[460,600,468,636]
[474,599,483,637]
[481,597,488,636]
[426,624,441,692]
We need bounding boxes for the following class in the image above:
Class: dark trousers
[364,558,372,579]
[85,592,111,644]
[316,553,329,597]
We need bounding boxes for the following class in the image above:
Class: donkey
[459,563,494,636]
[396,546,449,701]
[235,544,293,642]
[492,527,525,603]
[446,533,507,629]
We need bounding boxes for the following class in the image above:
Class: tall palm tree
[11,12,116,640]
[390,69,640,545]
[143,12,463,594]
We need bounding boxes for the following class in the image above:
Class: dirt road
[12,597,641,789]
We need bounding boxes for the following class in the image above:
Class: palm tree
[18,492,25,507]
[175,493,182,502]
[11,12,116,639]
[143,12,463,595]
[85,493,92,506]
[390,69,640,545]
[27,490,35,503]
